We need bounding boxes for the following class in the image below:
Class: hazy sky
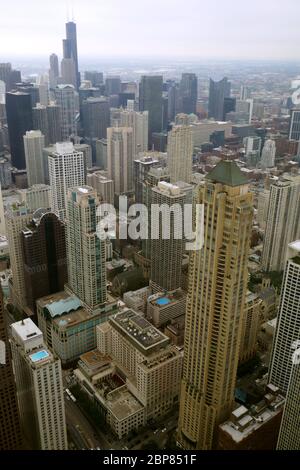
[0,0,299,61]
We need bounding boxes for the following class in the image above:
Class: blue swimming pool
[30,350,49,362]
[156,297,171,306]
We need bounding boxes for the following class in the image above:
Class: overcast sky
[0,0,299,61]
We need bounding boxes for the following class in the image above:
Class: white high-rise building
[262,176,300,272]
[167,125,193,184]
[260,139,276,169]
[120,108,149,156]
[257,189,270,229]
[54,84,77,141]
[48,142,85,219]
[66,186,107,309]
[10,318,67,450]
[277,353,300,450]
[269,241,300,395]
[107,127,134,196]
[23,130,46,187]
[6,204,33,312]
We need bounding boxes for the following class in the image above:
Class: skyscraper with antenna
[63,4,80,90]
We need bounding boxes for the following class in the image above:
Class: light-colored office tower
[239,292,262,364]
[54,84,77,140]
[49,53,59,89]
[6,204,32,312]
[190,120,232,148]
[66,186,107,309]
[177,160,253,450]
[257,189,270,229]
[261,176,300,272]
[120,108,149,156]
[277,355,300,450]
[10,318,67,450]
[61,58,77,89]
[133,153,159,203]
[18,184,52,211]
[97,309,183,420]
[23,130,46,186]
[74,143,93,170]
[95,138,107,169]
[107,127,134,195]
[38,82,49,107]
[48,142,85,219]
[268,241,300,394]
[168,125,193,184]
[260,139,276,169]
[0,184,5,235]
[150,181,187,293]
[87,171,114,204]
[289,109,300,141]
[240,85,251,101]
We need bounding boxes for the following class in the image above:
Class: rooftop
[106,386,144,421]
[205,160,248,187]
[11,318,42,344]
[110,310,169,353]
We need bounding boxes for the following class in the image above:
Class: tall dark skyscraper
[139,75,163,147]
[63,21,80,89]
[6,91,33,169]
[0,288,23,450]
[223,97,236,120]
[179,73,198,115]
[208,77,231,121]
[21,210,68,315]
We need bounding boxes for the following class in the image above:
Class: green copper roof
[205,160,248,187]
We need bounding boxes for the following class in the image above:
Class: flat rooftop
[11,318,42,343]
[106,386,144,421]
[110,310,169,353]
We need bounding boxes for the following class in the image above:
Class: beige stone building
[177,160,253,450]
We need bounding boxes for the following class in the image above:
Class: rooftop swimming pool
[156,297,171,306]
[30,350,49,363]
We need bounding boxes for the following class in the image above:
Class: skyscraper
[277,352,300,450]
[22,210,67,314]
[179,73,198,115]
[168,125,193,184]
[260,139,276,169]
[0,288,23,450]
[63,21,80,89]
[47,102,63,144]
[66,186,107,309]
[48,142,85,219]
[107,127,134,196]
[81,97,110,140]
[268,241,300,395]
[133,153,159,204]
[261,176,300,272]
[23,130,46,186]
[120,108,149,155]
[54,84,77,141]
[177,160,253,450]
[10,318,67,450]
[288,109,300,141]
[139,76,163,146]
[49,53,59,90]
[6,91,33,169]
[150,181,187,293]
[208,77,231,121]
[32,104,49,146]
[6,204,33,312]
[61,58,77,88]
